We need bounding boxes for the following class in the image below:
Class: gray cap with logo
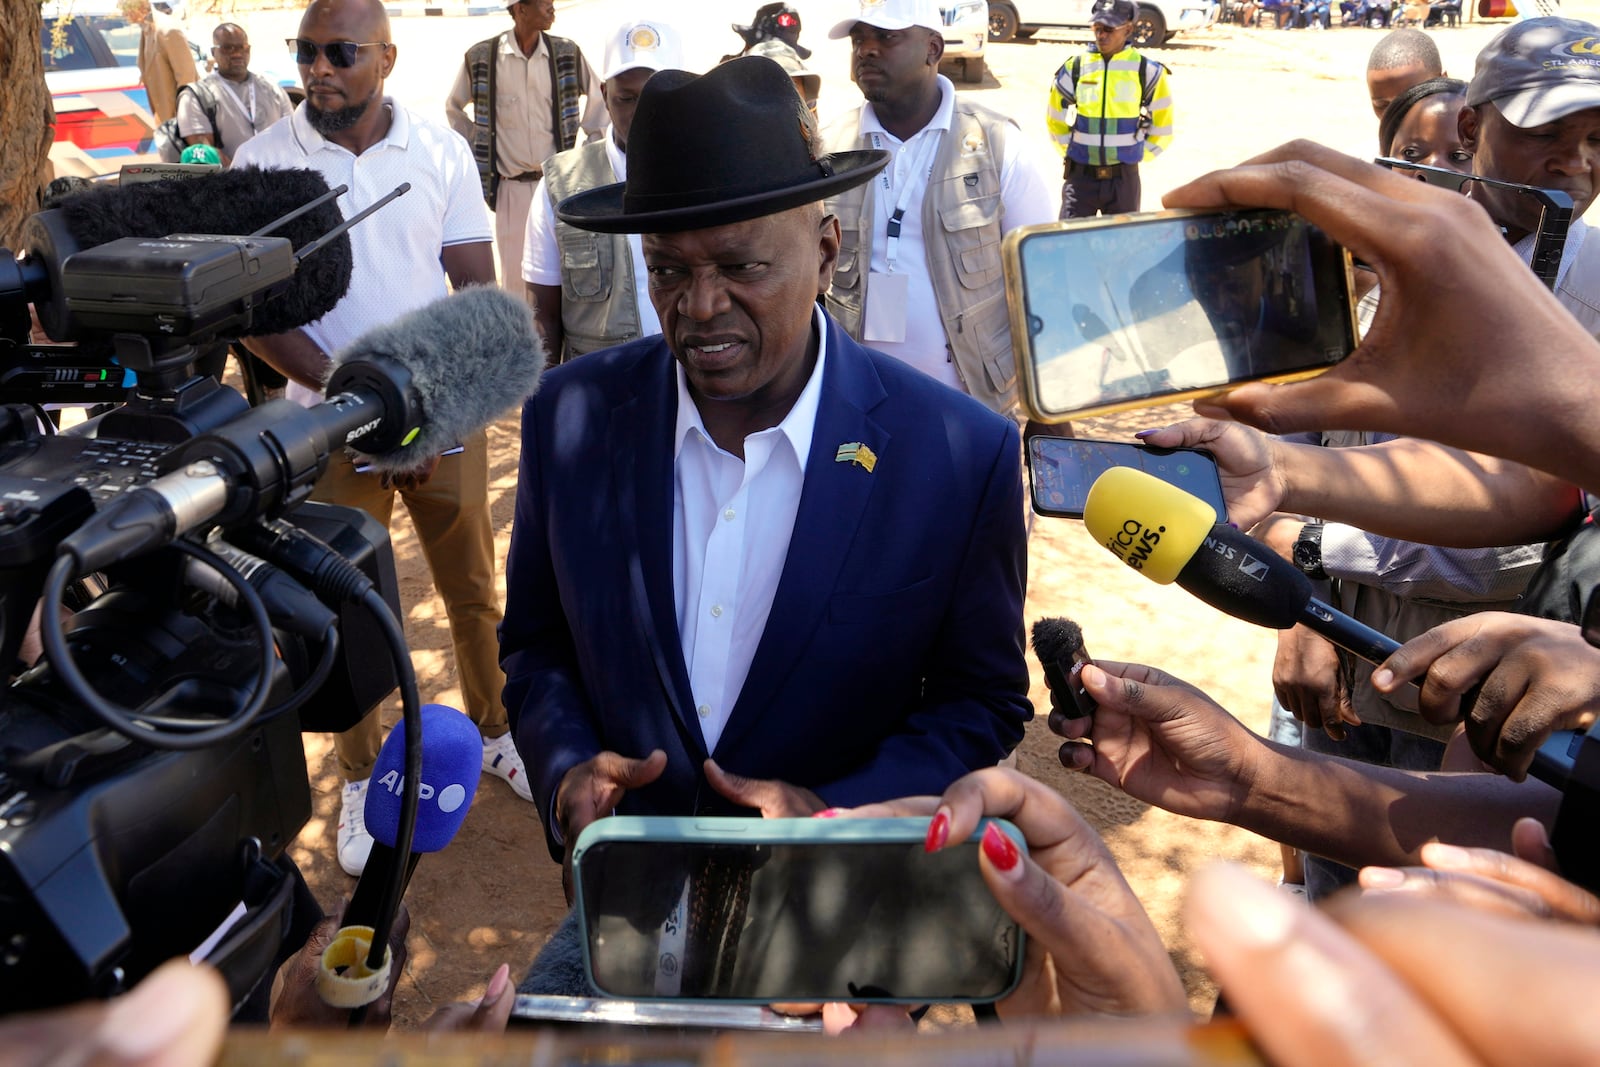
[1467,16,1600,128]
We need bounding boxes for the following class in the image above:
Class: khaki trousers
[317,428,507,781]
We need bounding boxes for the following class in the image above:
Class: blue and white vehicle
[41,1,300,177]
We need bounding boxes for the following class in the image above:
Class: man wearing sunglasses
[234,0,529,879]
[447,0,605,304]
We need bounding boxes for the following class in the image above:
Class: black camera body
[0,178,406,1012]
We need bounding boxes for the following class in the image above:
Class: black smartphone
[571,817,1025,1003]
[1004,208,1359,423]
[1028,436,1227,522]
[1374,157,1573,292]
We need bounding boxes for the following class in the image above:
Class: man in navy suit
[499,56,1031,871]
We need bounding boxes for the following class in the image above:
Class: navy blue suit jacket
[500,316,1031,858]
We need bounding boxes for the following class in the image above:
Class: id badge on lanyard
[864,130,941,345]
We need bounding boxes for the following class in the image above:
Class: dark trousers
[1060,163,1141,218]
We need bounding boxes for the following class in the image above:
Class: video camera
[0,172,423,1014]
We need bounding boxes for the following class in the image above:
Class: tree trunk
[1,0,54,248]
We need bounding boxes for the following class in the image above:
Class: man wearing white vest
[819,0,1057,420]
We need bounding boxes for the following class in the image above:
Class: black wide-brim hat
[557,56,888,234]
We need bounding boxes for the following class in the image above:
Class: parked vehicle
[940,0,991,83]
[987,0,1216,46]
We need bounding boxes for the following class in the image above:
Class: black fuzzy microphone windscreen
[51,166,352,336]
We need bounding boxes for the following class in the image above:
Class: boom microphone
[54,287,542,575]
[320,703,482,1009]
[27,167,353,339]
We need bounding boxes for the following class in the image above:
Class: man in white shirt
[819,0,1059,421]
[501,56,1031,879]
[234,0,532,879]
[446,0,605,302]
[522,19,681,362]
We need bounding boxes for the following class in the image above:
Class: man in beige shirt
[446,0,604,301]
[122,0,199,123]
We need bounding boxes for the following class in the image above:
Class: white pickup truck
[987,0,1216,47]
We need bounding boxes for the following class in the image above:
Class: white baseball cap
[828,0,945,40]
[601,20,684,81]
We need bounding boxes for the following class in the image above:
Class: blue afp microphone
[318,703,482,1009]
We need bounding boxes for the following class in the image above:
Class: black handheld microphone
[1032,617,1097,719]
[54,286,543,574]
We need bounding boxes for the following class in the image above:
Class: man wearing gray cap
[1457,15,1600,333]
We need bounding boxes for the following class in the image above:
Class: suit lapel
[714,323,889,757]
[608,346,703,758]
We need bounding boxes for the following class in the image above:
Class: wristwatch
[1292,521,1328,581]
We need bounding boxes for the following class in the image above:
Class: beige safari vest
[542,140,642,359]
[822,99,1019,416]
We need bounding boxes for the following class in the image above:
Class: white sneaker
[482,732,533,802]
[337,778,374,877]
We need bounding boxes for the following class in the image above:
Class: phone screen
[576,836,1019,1002]
[1011,209,1356,422]
[1029,437,1226,521]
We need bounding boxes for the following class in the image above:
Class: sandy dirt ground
[203,0,1541,1026]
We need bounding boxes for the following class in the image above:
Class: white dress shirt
[671,306,828,753]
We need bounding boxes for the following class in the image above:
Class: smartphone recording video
[572,817,1024,1003]
[1004,209,1359,423]
[1029,436,1226,522]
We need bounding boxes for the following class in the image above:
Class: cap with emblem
[1466,16,1600,129]
[828,0,945,40]
[602,20,685,81]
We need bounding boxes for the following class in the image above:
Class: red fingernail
[925,810,950,852]
[813,808,842,818]
[981,823,1020,872]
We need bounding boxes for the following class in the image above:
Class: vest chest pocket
[559,235,614,301]
[939,194,1003,290]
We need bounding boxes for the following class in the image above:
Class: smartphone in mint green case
[571,816,1026,1004]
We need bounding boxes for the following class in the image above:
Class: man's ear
[926,28,945,67]
[1459,103,1481,154]
[816,212,841,295]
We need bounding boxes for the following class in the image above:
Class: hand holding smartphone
[571,816,1026,1004]
[1028,436,1227,522]
[1004,209,1359,424]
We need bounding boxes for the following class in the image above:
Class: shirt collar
[606,125,627,180]
[673,304,828,473]
[859,74,955,144]
[291,95,407,154]
[502,29,548,60]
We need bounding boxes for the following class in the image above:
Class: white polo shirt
[232,98,492,407]
[671,305,827,753]
[521,126,659,336]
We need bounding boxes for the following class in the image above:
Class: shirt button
[710,604,723,618]
[697,704,711,718]
[723,508,736,521]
